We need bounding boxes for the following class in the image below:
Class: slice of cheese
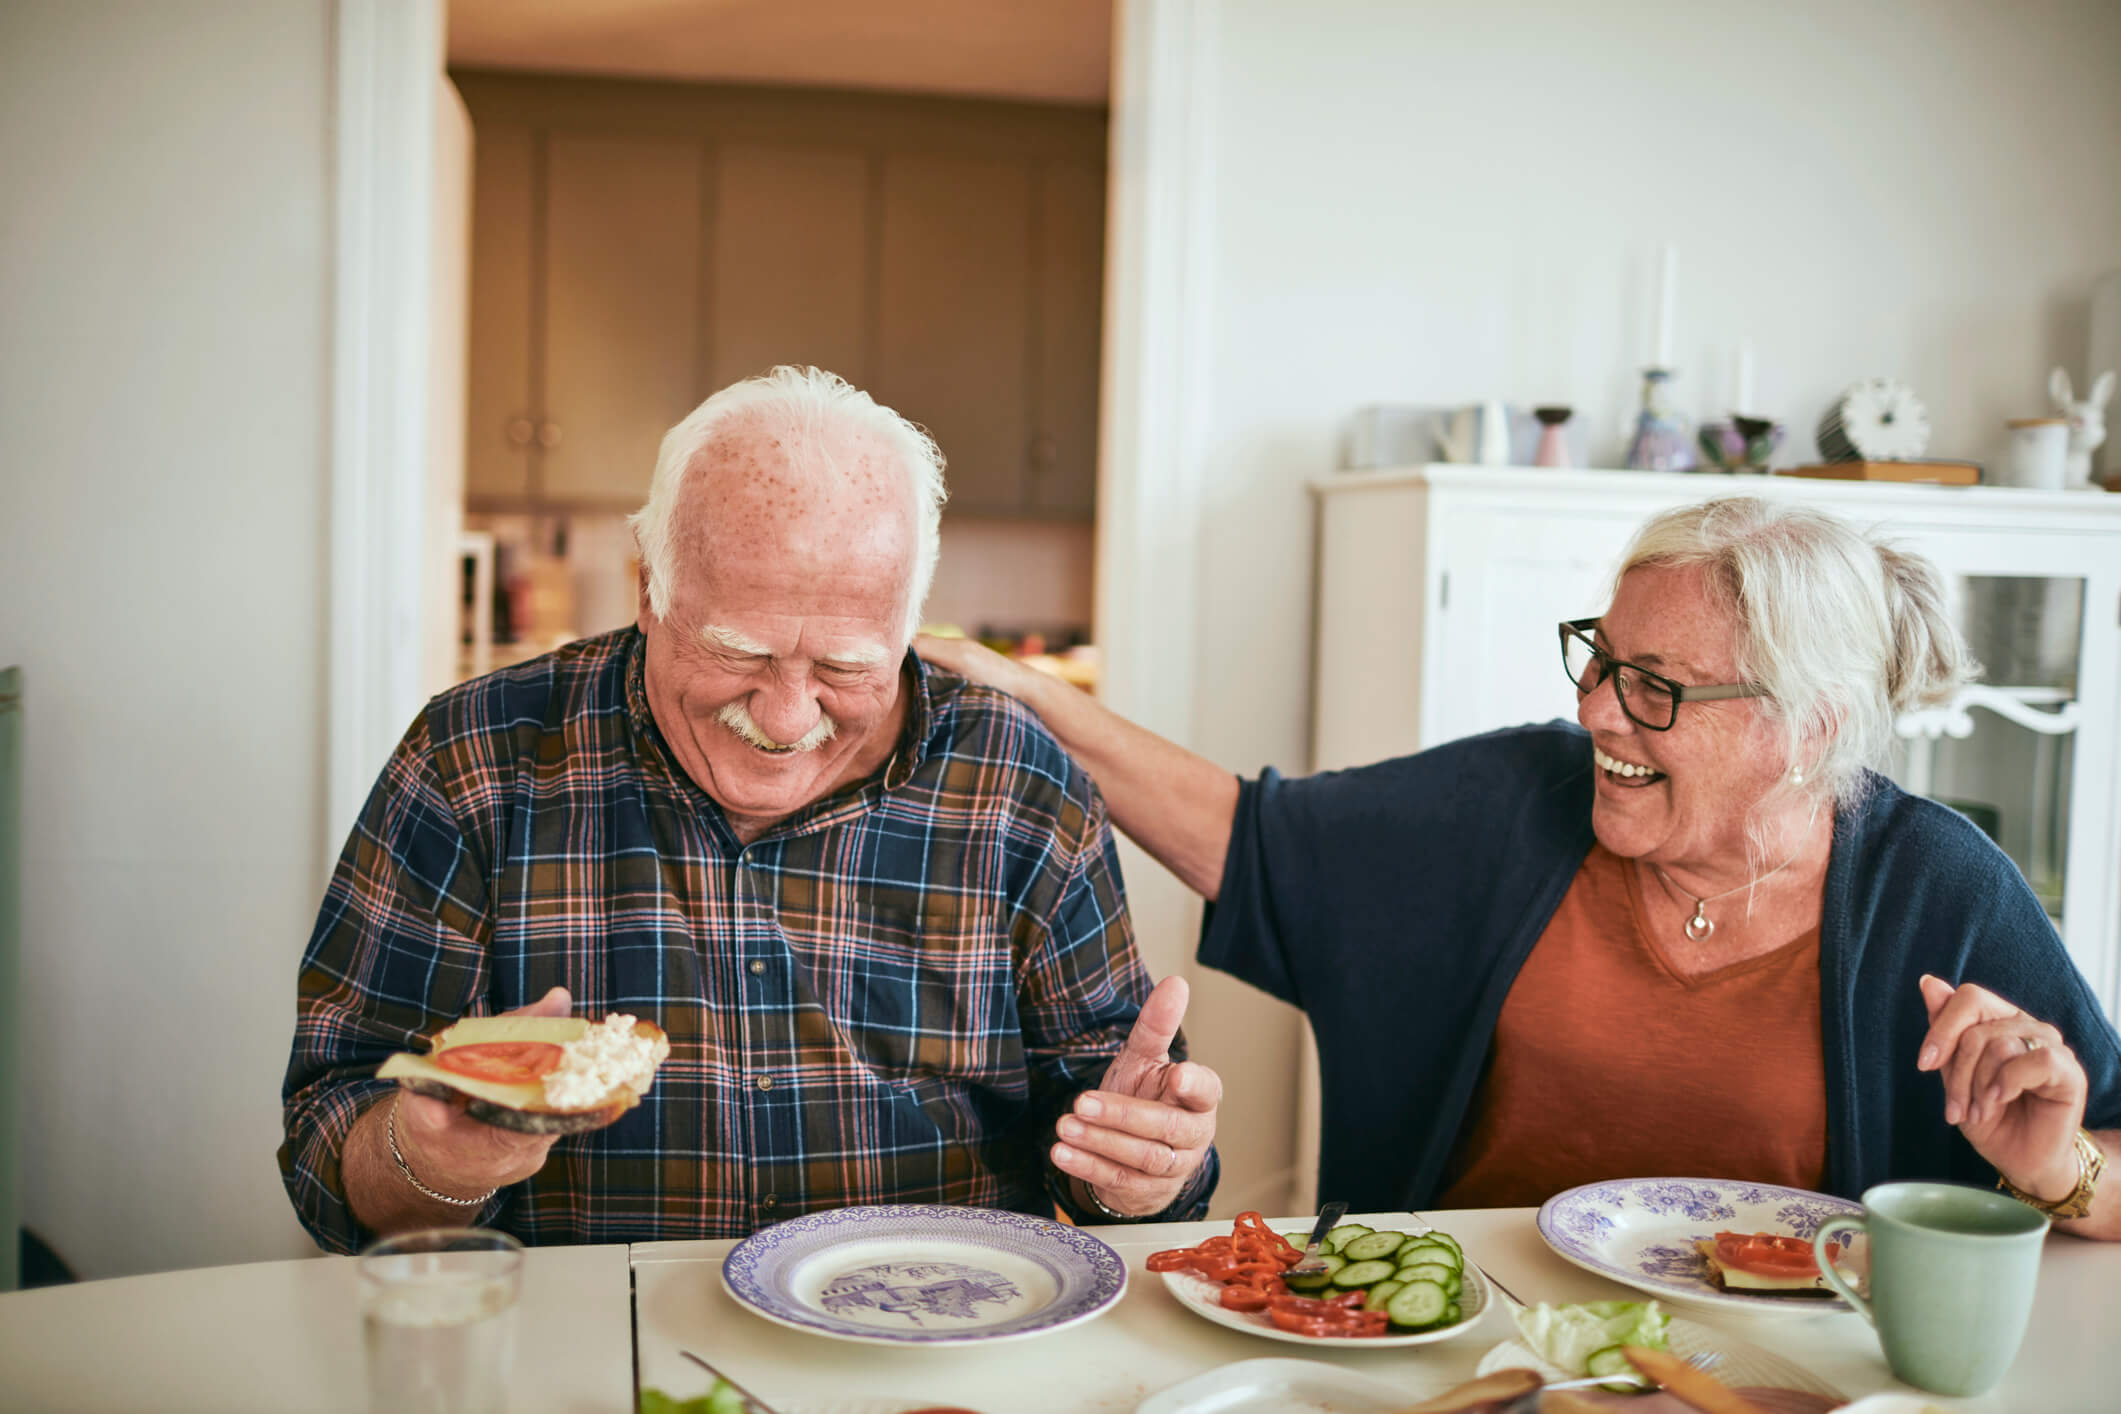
[1694,1238,1836,1295]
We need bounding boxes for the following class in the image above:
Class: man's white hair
[629,366,948,640]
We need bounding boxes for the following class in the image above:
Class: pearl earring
[1791,767,1804,785]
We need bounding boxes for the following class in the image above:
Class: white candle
[1653,244,1676,369]
[1736,338,1756,412]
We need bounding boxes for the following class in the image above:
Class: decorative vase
[1533,406,1573,468]
[1624,368,1696,472]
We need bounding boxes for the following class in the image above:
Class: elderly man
[281,367,1221,1250]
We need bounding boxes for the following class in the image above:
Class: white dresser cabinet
[1311,465,2121,1020]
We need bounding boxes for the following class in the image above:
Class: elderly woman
[920,496,2121,1238]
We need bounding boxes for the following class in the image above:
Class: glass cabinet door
[1893,575,2085,924]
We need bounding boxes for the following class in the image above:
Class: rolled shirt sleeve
[278,714,496,1253]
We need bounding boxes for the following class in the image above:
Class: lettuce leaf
[1512,1299,1671,1373]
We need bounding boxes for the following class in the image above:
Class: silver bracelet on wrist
[387,1095,496,1209]
[1077,1177,1135,1222]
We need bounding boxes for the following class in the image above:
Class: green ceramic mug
[1812,1181,2049,1397]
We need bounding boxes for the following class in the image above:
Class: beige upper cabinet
[875,152,1033,517]
[1030,161,1106,521]
[710,144,870,389]
[458,75,1104,520]
[464,122,536,502]
[541,135,704,505]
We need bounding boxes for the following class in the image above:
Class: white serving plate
[720,1204,1126,1347]
[1159,1251,1490,1349]
[1536,1177,1866,1316]
[1134,1357,1422,1414]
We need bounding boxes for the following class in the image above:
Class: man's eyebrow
[821,643,892,668]
[698,624,773,656]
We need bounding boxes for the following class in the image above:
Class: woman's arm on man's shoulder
[917,635,1239,899]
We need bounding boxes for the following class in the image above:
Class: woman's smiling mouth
[1594,744,1667,786]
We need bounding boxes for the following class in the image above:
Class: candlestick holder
[1624,368,1697,472]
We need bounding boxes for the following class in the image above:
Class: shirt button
[748,960,767,976]
[761,1193,779,1210]
[755,1075,774,1091]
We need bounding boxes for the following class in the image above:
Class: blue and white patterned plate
[1536,1178,1865,1316]
[720,1204,1128,1346]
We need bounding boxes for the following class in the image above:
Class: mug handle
[1812,1216,1872,1325]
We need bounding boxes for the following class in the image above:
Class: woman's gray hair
[628,365,948,640]
[1615,495,1974,806]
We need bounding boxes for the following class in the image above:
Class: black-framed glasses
[1558,617,1768,731]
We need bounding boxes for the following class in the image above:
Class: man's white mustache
[716,700,838,754]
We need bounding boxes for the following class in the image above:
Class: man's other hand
[1050,975,1222,1217]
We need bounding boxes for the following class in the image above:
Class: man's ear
[634,563,654,632]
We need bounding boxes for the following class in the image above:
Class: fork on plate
[1538,1350,1725,1391]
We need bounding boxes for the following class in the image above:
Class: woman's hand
[1917,974,2087,1202]
[915,633,1040,698]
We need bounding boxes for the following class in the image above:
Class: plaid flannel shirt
[280,628,1215,1252]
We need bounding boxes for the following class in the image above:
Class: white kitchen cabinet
[1311,465,2121,1021]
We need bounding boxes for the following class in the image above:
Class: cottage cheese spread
[541,1014,669,1110]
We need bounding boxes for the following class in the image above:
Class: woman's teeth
[1595,746,1662,780]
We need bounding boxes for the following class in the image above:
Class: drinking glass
[360,1227,523,1414]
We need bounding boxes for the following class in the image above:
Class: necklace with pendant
[1648,853,1802,943]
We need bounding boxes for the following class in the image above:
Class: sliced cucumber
[1282,1252,1342,1291]
[1394,1241,1460,1271]
[1363,1278,1405,1311]
[1396,1260,1456,1290]
[1586,1345,1638,1391]
[1420,1229,1464,1258]
[1383,1278,1449,1328]
[1339,1230,1406,1262]
[1331,1258,1397,1287]
[1322,1223,1374,1253]
[1442,1300,1461,1325]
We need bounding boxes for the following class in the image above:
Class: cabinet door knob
[536,421,564,449]
[505,417,535,447]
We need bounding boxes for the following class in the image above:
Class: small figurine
[1697,415,1784,473]
[2050,367,2114,490]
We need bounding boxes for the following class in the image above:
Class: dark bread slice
[397,1076,631,1135]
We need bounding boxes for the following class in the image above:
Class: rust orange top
[1436,842,1827,1209]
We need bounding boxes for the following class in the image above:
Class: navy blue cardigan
[1200,722,2121,1211]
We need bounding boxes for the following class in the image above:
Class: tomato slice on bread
[434,1040,565,1085]
[1713,1230,1820,1279]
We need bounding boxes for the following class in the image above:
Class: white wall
[1187,0,2121,800]
[1155,0,2121,1209]
[0,2,334,1276]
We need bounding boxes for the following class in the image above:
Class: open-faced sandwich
[379,1013,670,1134]
[1695,1230,1839,1298]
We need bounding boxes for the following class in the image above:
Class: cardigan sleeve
[1833,785,2121,1194]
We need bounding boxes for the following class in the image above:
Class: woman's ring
[2024,1036,2044,1052]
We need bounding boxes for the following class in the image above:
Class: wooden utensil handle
[1395,1367,1540,1412]
[1623,1345,1769,1414]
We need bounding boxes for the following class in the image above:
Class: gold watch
[1996,1128,2104,1220]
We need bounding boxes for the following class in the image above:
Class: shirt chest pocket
[824,894,1021,1093]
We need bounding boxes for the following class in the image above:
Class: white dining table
[1,1208,2110,1413]
[634,1208,2116,1414]
[0,1240,633,1413]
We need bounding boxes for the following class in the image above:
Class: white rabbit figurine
[2050,366,2114,489]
